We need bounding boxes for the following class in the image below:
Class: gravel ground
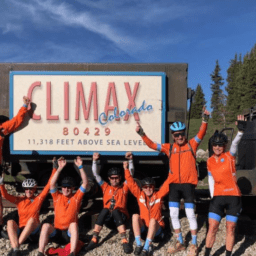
[1,185,256,256]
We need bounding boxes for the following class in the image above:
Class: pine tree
[210,60,224,123]
[241,45,256,110]
[226,54,242,122]
[191,84,206,119]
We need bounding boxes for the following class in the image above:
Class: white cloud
[1,23,23,34]
[0,0,202,56]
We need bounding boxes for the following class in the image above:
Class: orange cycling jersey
[207,152,241,196]
[101,182,129,218]
[125,168,170,228]
[142,122,207,185]
[0,106,28,164]
[51,186,86,230]
[0,168,56,228]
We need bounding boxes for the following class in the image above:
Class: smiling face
[213,144,225,157]
[108,175,121,187]
[172,131,186,146]
[61,186,74,197]
[142,185,154,197]
[24,187,37,198]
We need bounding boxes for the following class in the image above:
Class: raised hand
[23,96,30,105]
[125,152,133,160]
[236,115,246,132]
[52,157,58,169]
[202,106,210,122]
[136,122,145,136]
[58,156,66,169]
[203,108,210,116]
[74,156,83,167]
[93,152,100,161]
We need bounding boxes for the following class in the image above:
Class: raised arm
[230,115,245,156]
[136,122,169,155]
[125,152,134,177]
[189,108,209,149]
[157,173,172,198]
[50,157,66,190]
[0,96,30,135]
[207,160,214,198]
[74,156,88,190]
[38,158,58,199]
[123,161,141,197]
[92,152,104,185]
[0,175,19,204]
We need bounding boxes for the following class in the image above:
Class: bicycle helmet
[107,167,121,177]
[141,177,156,187]
[211,130,228,146]
[61,176,75,187]
[170,122,186,132]
[22,178,37,188]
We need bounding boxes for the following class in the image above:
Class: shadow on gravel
[196,215,208,254]
[198,215,256,256]
[212,245,226,256]
[21,243,38,255]
[232,216,256,256]
[80,229,118,255]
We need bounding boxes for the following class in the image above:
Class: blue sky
[1,0,256,109]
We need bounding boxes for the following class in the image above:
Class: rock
[196,149,208,158]
[1,185,256,255]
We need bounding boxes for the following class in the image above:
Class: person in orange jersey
[123,160,171,256]
[204,116,245,256]
[0,157,57,256]
[86,152,134,254]
[136,108,210,256]
[0,96,30,165]
[0,96,30,238]
[38,157,88,256]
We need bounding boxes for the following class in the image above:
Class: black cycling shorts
[6,211,40,242]
[209,196,242,219]
[49,229,71,245]
[96,208,127,228]
[169,183,196,203]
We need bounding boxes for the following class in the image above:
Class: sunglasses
[142,185,154,189]
[24,188,34,191]
[62,186,72,189]
[212,144,224,147]
[173,132,185,138]
[109,176,120,180]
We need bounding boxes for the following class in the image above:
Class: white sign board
[10,71,166,155]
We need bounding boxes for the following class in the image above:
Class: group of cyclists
[0,97,245,256]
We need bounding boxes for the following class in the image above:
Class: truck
[0,63,189,210]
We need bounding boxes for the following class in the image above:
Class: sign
[10,71,166,155]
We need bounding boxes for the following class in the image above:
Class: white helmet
[22,178,37,188]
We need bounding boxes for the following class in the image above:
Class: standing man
[37,157,88,256]
[0,96,30,235]
[86,152,133,254]
[123,161,171,256]
[136,108,210,256]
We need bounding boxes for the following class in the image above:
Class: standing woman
[205,115,245,256]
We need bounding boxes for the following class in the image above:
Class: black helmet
[107,167,121,177]
[141,177,155,187]
[61,177,75,187]
[211,130,228,146]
